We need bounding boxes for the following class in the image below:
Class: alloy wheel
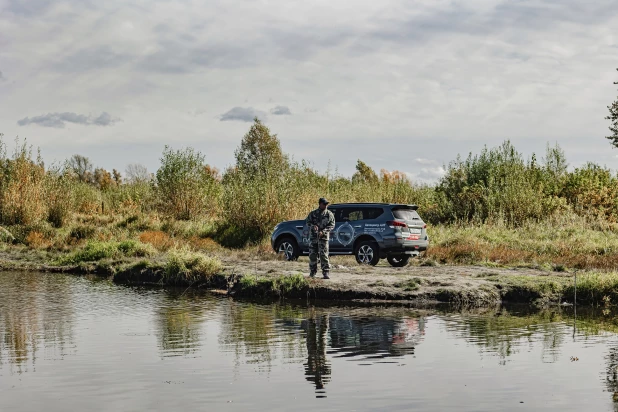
[278,241,295,260]
[358,245,374,264]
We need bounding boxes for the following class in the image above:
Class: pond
[1,271,618,411]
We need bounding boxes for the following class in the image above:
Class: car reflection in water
[301,310,426,398]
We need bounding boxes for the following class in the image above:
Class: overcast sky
[1,0,617,183]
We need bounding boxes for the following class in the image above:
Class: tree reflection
[218,300,305,369]
[0,272,74,374]
[155,291,214,357]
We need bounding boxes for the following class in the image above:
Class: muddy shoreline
[0,252,587,307]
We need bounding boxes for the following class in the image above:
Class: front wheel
[275,237,299,261]
[387,255,410,267]
[355,240,380,266]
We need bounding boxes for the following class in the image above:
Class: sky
[0,0,617,183]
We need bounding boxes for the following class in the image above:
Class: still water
[2,272,618,411]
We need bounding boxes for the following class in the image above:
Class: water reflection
[0,272,74,374]
[328,314,425,359]
[3,271,618,411]
[302,311,330,396]
[154,291,215,357]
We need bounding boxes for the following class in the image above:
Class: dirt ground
[218,255,573,305]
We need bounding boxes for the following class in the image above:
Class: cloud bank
[17,112,120,128]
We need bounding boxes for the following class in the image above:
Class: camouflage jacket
[305,208,335,240]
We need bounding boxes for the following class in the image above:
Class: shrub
[0,137,46,225]
[156,146,221,220]
[69,224,97,240]
[45,167,75,227]
[25,231,49,248]
[139,230,174,251]
[163,246,222,284]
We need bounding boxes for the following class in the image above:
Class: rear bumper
[380,237,429,256]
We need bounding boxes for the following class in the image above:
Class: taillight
[423,224,427,229]
[387,220,407,229]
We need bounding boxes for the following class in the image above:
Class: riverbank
[1,243,615,307]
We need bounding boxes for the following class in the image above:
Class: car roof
[329,203,418,209]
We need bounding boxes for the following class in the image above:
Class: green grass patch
[237,273,308,296]
[393,277,423,291]
[162,246,223,284]
[56,240,156,265]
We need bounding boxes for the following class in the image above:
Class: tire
[387,255,410,267]
[355,240,380,266]
[275,237,300,261]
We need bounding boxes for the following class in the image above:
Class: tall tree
[607,68,618,148]
[352,160,378,184]
[234,117,287,177]
[67,154,93,183]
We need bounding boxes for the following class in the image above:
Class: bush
[163,246,222,284]
[69,224,97,240]
[156,146,221,220]
[45,169,75,228]
[0,137,46,225]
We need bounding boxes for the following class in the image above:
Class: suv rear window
[392,208,421,221]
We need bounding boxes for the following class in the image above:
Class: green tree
[234,118,287,177]
[156,146,221,220]
[352,160,378,184]
[607,68,618,148]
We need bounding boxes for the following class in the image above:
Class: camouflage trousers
[309,238,330,273]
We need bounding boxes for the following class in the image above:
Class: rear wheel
[275,237,299,261]
[387,255,410,267]
[355,240,380,266]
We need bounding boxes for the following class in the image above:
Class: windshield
[392,208,421,221]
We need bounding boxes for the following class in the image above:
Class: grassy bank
[2,120,618,304]
[2,235,618,306]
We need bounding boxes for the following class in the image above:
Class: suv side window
[364,207,384,220]
[341,208,362,222]
[341,207,384,221]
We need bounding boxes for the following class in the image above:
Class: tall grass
[2,121,618,253]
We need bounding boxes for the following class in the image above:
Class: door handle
[296,226,304,229]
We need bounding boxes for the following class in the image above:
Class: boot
[309,271,317,278]
[322,271,330,279]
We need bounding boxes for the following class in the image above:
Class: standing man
[305,198,335,279]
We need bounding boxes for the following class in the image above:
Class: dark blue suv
[271,203,429,267]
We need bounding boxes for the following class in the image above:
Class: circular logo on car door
[336,222,355,246]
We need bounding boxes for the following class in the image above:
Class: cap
[319,197,329,205]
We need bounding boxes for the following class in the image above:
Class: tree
[234,117,288,177]
[125,163,150,183]
[93,168,113,190]
[68,154,93,183]
[112,169,122,185]
[607,68,618,148]
[352,160,378,184]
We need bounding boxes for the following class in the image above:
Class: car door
[327,208,350,252]
[336,207,387,252]
[334,207,364,252]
